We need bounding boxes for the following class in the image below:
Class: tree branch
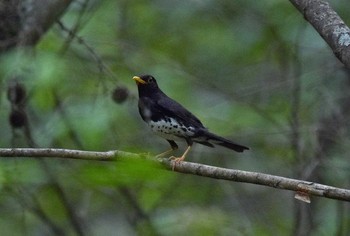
[0,0,73,52]
[18,0,73,46]
[289,0,350,68]
[1,148,349,202]
[0,148,138,160]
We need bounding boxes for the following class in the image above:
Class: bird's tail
[199,130,249,152]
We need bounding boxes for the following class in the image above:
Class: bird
[132,74,249,167]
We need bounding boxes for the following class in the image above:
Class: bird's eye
[149,77,154,83]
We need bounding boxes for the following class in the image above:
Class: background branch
[1,148,349,203]
[0,0,73,51]
[289,0,350,68]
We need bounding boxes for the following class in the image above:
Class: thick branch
[0,148,349,202]
[290,0,350,68]
[18,0,73,46]
[0,0,73,52]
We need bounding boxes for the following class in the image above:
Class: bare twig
[0,148,137,160]
[56,20,115,78]
[0,148,349,202]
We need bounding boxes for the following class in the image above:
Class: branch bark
[0,0,73,52]
[0,148,349,202]
[289,0,350,68]
[18,0,73,46]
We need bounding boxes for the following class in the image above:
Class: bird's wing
[156,94,205,128]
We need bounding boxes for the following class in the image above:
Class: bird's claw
[169,156,185,171]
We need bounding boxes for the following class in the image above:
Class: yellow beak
[133,76,146,84]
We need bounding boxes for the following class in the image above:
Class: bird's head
[132,75,160,96]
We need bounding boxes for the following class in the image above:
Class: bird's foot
[169,155,185,171]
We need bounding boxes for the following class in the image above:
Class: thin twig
[56,20,115,78]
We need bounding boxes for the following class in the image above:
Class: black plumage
[133,74,249,164]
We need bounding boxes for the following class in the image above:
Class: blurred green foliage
[0,0,349,235]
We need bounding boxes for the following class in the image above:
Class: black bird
[133,75,249,165]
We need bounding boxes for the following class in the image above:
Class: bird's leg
[170,145,192,170]
[170,139,193,170]
[156,140,178,158]
[156,148,175,158]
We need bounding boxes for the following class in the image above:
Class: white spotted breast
[148,117,196,141]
